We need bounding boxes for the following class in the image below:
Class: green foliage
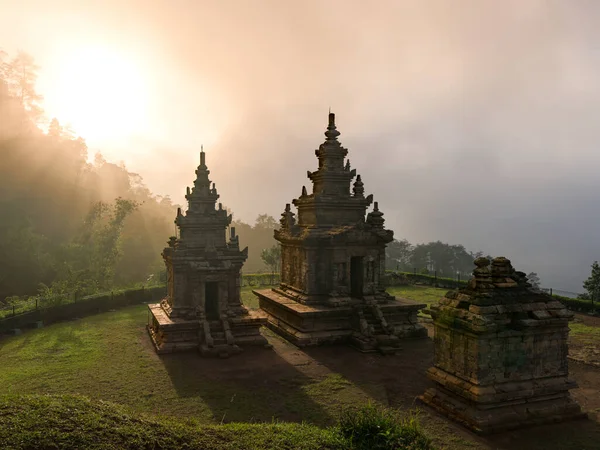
[338,403,433,450]
[261,244,281,273]
[583,261,600,303]
[0,50,179,302]
[386,239,489,280]
[0,395,346,450]
[555,294,597,314]
[386,238,413,271]
[233,214,278,272]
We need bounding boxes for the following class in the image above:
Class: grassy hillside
[0,394,347,450]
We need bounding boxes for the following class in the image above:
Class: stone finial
[325,112,341,141]
[469,257,492,290]
[177,207,182,216]
[218,203,223,210]
[345,159,350,171]
[353,174,364,197]
[280,203,296,230]
[491,257,518,288]
[366,202,385,229]
[186,186,191,196]
[301,186,308,197]
[200,145,205,166]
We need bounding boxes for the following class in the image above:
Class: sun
[42,44,150,145]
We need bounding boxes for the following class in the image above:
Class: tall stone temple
[147,149,268,357]
[254,113,426,353]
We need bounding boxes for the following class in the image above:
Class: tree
[527,272,541,289]
[385,239,413,271]
[261,245,281,284]
[583,261,600,307]
[2,51,44,123]
[254,214,277,230]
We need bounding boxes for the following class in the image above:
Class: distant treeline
[385,239,491,280]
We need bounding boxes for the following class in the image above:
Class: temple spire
[200,145,205,167]
[325,111,340,141]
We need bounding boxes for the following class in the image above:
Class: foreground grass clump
[339,402,434,450]
[0,395,434,450]
[0,394,345,450]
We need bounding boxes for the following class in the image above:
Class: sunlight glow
[42,44,150,145]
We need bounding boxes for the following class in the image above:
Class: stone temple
[147,148,268,357]
[421,257,584,433]
[254,113,427,353]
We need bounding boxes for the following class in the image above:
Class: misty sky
[1,0,600,292]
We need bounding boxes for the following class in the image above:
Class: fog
[2,0,600,292]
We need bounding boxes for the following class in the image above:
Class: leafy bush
[338,403,433,450]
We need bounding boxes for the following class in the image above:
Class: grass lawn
[2,284,600,449]
[386,285,447,309]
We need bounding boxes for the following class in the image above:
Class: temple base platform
[253,288,427,353]
[147,303,270,357]
[419,367,587,434]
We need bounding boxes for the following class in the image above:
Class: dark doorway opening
[350,257,364,298]
[205,282,220,320]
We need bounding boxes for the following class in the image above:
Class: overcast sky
[1,0,599,292]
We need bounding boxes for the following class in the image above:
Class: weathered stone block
[421,257,584,434]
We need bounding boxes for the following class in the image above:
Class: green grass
[387,286,447,311]
[339,402,433,450]
[569,323,600,340]
[0,304,376,425]
[241,286,260,309]
[0,394,347,450]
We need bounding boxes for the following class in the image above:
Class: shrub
[338,403,433,450]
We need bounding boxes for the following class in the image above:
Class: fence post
[550,288,553,296]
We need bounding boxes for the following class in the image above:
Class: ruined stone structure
[421,257,585,433]
[254,113,426,353]
[147,149,268,357]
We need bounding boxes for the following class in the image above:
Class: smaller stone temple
[421,257,585,434]
[254,113,426,353]
[147,148,268,357]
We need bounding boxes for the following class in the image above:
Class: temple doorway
[205,282,220,320]
[350,257,364,298]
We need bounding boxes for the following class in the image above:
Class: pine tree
[583,261,600,306]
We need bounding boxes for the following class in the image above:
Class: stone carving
[254,113,426,353]
[147,148,268,357]
[420,257,585,433]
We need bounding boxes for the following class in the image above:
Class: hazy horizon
[2,0,600,292]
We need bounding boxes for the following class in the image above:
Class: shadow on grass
[301,336,435,410]
[300,335,600,450]
[159,341,333,425]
